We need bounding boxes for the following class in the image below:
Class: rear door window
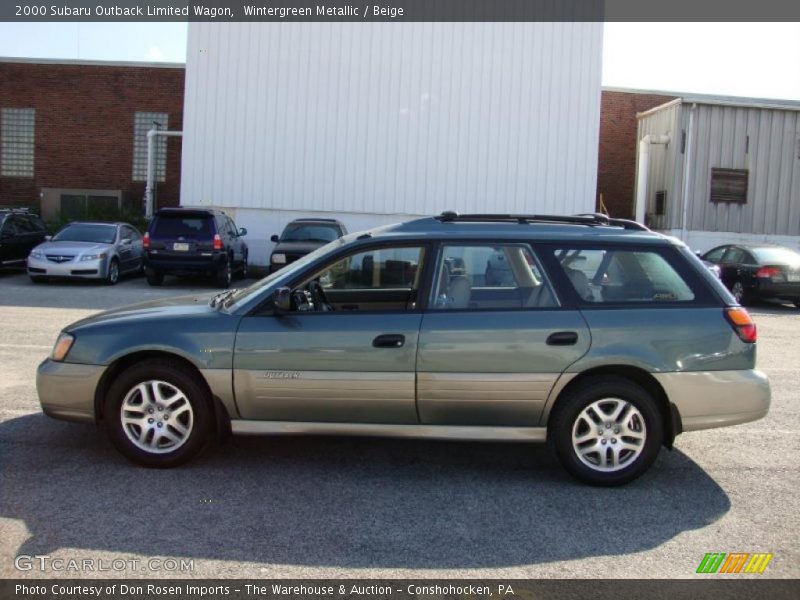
[703,247,726,263]
[553,248,695,303]
[431,244,558,310]
[721,248,745,264]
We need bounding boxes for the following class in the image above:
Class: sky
[0,22,798,101]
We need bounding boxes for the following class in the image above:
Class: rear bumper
[37,359,103,424]
[755,280,800,300]
[655,369,770,432]
[145,251,226,273]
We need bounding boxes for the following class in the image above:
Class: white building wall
[182,23,603,265]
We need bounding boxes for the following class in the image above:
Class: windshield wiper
[209,289,237,308]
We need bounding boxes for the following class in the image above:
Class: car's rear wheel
[106,258,120,285]
[731,280,752,305]
[215,258,232,288]
[550,376,663,486]
[145,268,164,286]
[104,359,213,467]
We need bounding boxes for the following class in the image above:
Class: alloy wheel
[120,380,194,454]
[108,260,119,284]
[571,398,646,472]
[732,281,744,303]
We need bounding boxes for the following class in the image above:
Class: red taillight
[725,307,757,343]
[756,266,780,279]
[143,232,150,249]
[213,233,223,250]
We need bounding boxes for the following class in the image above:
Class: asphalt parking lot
[0,269,798,579]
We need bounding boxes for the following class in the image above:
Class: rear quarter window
[553,247,696,304]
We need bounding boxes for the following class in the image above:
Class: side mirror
[44,235,52,241]
[273,287,292,312]
[238,227,248,237]
[270,234,280,243]
[121,238,132,245]
[694,251,703,258]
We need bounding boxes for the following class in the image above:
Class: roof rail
[0,207,32,213]
[435,211,649,231]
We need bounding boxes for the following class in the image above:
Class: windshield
[53,224,116,244]
[223,234,357,309]
[280,223,340,243]
[751,247,800,266]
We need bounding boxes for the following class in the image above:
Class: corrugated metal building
[181,23,603,265]
[636,94,800,252]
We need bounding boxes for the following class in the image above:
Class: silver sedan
[27,221,144,285]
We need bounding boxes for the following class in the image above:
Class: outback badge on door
[263,371,300,379]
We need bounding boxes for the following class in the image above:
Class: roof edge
[0,56,185,69]
[636,92,800,119]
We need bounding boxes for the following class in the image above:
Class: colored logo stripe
[744,553,773,574]
[697,553,773,574]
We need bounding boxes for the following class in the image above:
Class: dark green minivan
[37,213,770,485]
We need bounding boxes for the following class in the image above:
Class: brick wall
[0,60,184,215]
[597,89,676,219]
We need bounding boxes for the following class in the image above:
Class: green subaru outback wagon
[37,213,770,485]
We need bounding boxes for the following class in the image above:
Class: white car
[27,221,144,285]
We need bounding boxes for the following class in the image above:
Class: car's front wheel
[106,258,120,285]
[104,359,213,467]
[215,258,232,288]
[550,376,663,486]
[239,252,248,279]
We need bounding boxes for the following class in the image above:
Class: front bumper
[37,359,104,423]
[27,256,107,279]
[655,369,770,432]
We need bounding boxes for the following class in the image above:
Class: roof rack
[0,207,32,213]
[435,211,649,231]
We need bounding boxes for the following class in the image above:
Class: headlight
[29,250,44,260]
[272,253,286,264]
[51,332,75,362]
[80,252,107,261]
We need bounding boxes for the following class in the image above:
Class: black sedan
[702,244,800,307]
[268,218,347,273]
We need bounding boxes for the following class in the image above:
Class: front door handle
[546,331,579,346]
[373,334,405,348]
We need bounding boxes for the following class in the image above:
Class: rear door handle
[546,331,579,346]
[373,334,405,348]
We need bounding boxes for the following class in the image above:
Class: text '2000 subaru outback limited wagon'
[37,213,770,485]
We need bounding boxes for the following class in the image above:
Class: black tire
[104,359,214,468]
[730,279,752,306]
[215,258,232,288]
[550,376,663,486]
[145,268,164,286]
[106,258,120,285]
[793,299,800,309]
[239,252,248,280]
